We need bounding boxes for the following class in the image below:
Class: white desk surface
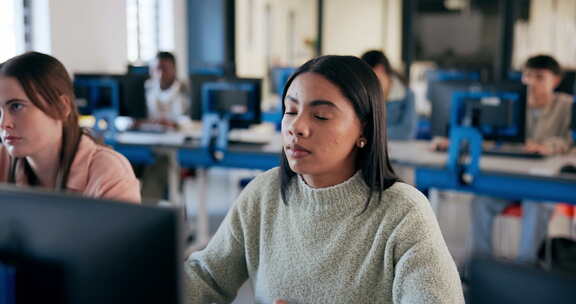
[113,129,576,180]
[388,140,576,179]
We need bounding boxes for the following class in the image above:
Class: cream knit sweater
[185,168,464,303]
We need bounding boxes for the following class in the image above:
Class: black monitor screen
[213,90,249,114]
[73,74,123,115]
[0,187,182,304]
[469,258,575,304]
[119,74,148,119]
[189,74,222,121]
[461,95,524,142]
[556,71,575,95]
[430,80,525,142]
[429,80,481,137]
[202,78,262,129]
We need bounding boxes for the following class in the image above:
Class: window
[0,0,27,62]
[126,0,174,64]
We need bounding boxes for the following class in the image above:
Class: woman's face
[0,76,63,158]
[282,72,363,187]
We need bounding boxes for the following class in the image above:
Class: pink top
[0,135,141,203]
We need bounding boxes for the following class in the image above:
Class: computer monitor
[453,91,526,143]
[119,74,149,119]
[429,80,525,139]
[429,80,482,137]
[462,96,523,142]
[426,69,481,82]
[189,74,222,121]
[0,186,183,304]
[202,78,262,129]
[469,258,576,304]
[556,70,575,95]
[73,74,122,115]
[127,64,150,75]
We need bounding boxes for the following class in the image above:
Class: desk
[111,131,576,252]
[388,141,576,205]
[113,129,281,252]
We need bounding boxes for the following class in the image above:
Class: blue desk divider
[0,262,15,304]
[426,69,481,82]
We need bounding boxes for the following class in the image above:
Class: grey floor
[176,166,574,304]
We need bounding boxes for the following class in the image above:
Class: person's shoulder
[377,181,433,221]
[556,93,574,106]
[177,79,190,94]
[383,182,429,208]
[90,144,134,175]
[74,136,134,179]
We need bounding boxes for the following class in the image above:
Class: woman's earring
[358,139,366,148]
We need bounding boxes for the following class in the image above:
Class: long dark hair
[279,55,399,212]
[1,52,84,190]
[361,50,407,86]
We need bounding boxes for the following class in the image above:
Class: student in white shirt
[144,51,189,128]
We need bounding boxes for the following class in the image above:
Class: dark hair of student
[361,50,407,85]
[525,55,562,76]
[279,55,399,213]
[0,52,84,190]
[157,51,176,65]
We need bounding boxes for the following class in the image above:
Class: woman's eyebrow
[285,95,341,111]
[286,95,298,103]
[309,100,338,108]
[2,98,28,106]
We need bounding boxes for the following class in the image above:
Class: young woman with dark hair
[185,55,463,303]
[361,50,417,140]
[361,50,408,101]
[0,52,140,203]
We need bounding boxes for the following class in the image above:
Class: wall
[173,0,189,80]
[415,12,484,57]
[48,0,127,74]
[322,0,403,70]
[235,0,317,79]
[382,0,403,70]
[513,0,576,69]
[323,0,384,57]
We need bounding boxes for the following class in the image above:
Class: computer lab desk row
[110,132,576,251]
[111,131,282,252]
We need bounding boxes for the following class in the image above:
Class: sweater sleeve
[390,191,464,303]
[542,113,573,154]
[183,186,252,303]
[541,94,574,154]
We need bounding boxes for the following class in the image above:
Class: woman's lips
[3,136,22,144]
[287,144,311,159]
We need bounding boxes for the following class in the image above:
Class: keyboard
[434,145,545,159]
[482,147,544,159]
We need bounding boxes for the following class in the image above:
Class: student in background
[141,51,190,201]
[471,55,573,263]
[144,51,190,129]
[184,55,464,303]
[0,52,140,203]
[361,50,407,102]
[361,50,417,140]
